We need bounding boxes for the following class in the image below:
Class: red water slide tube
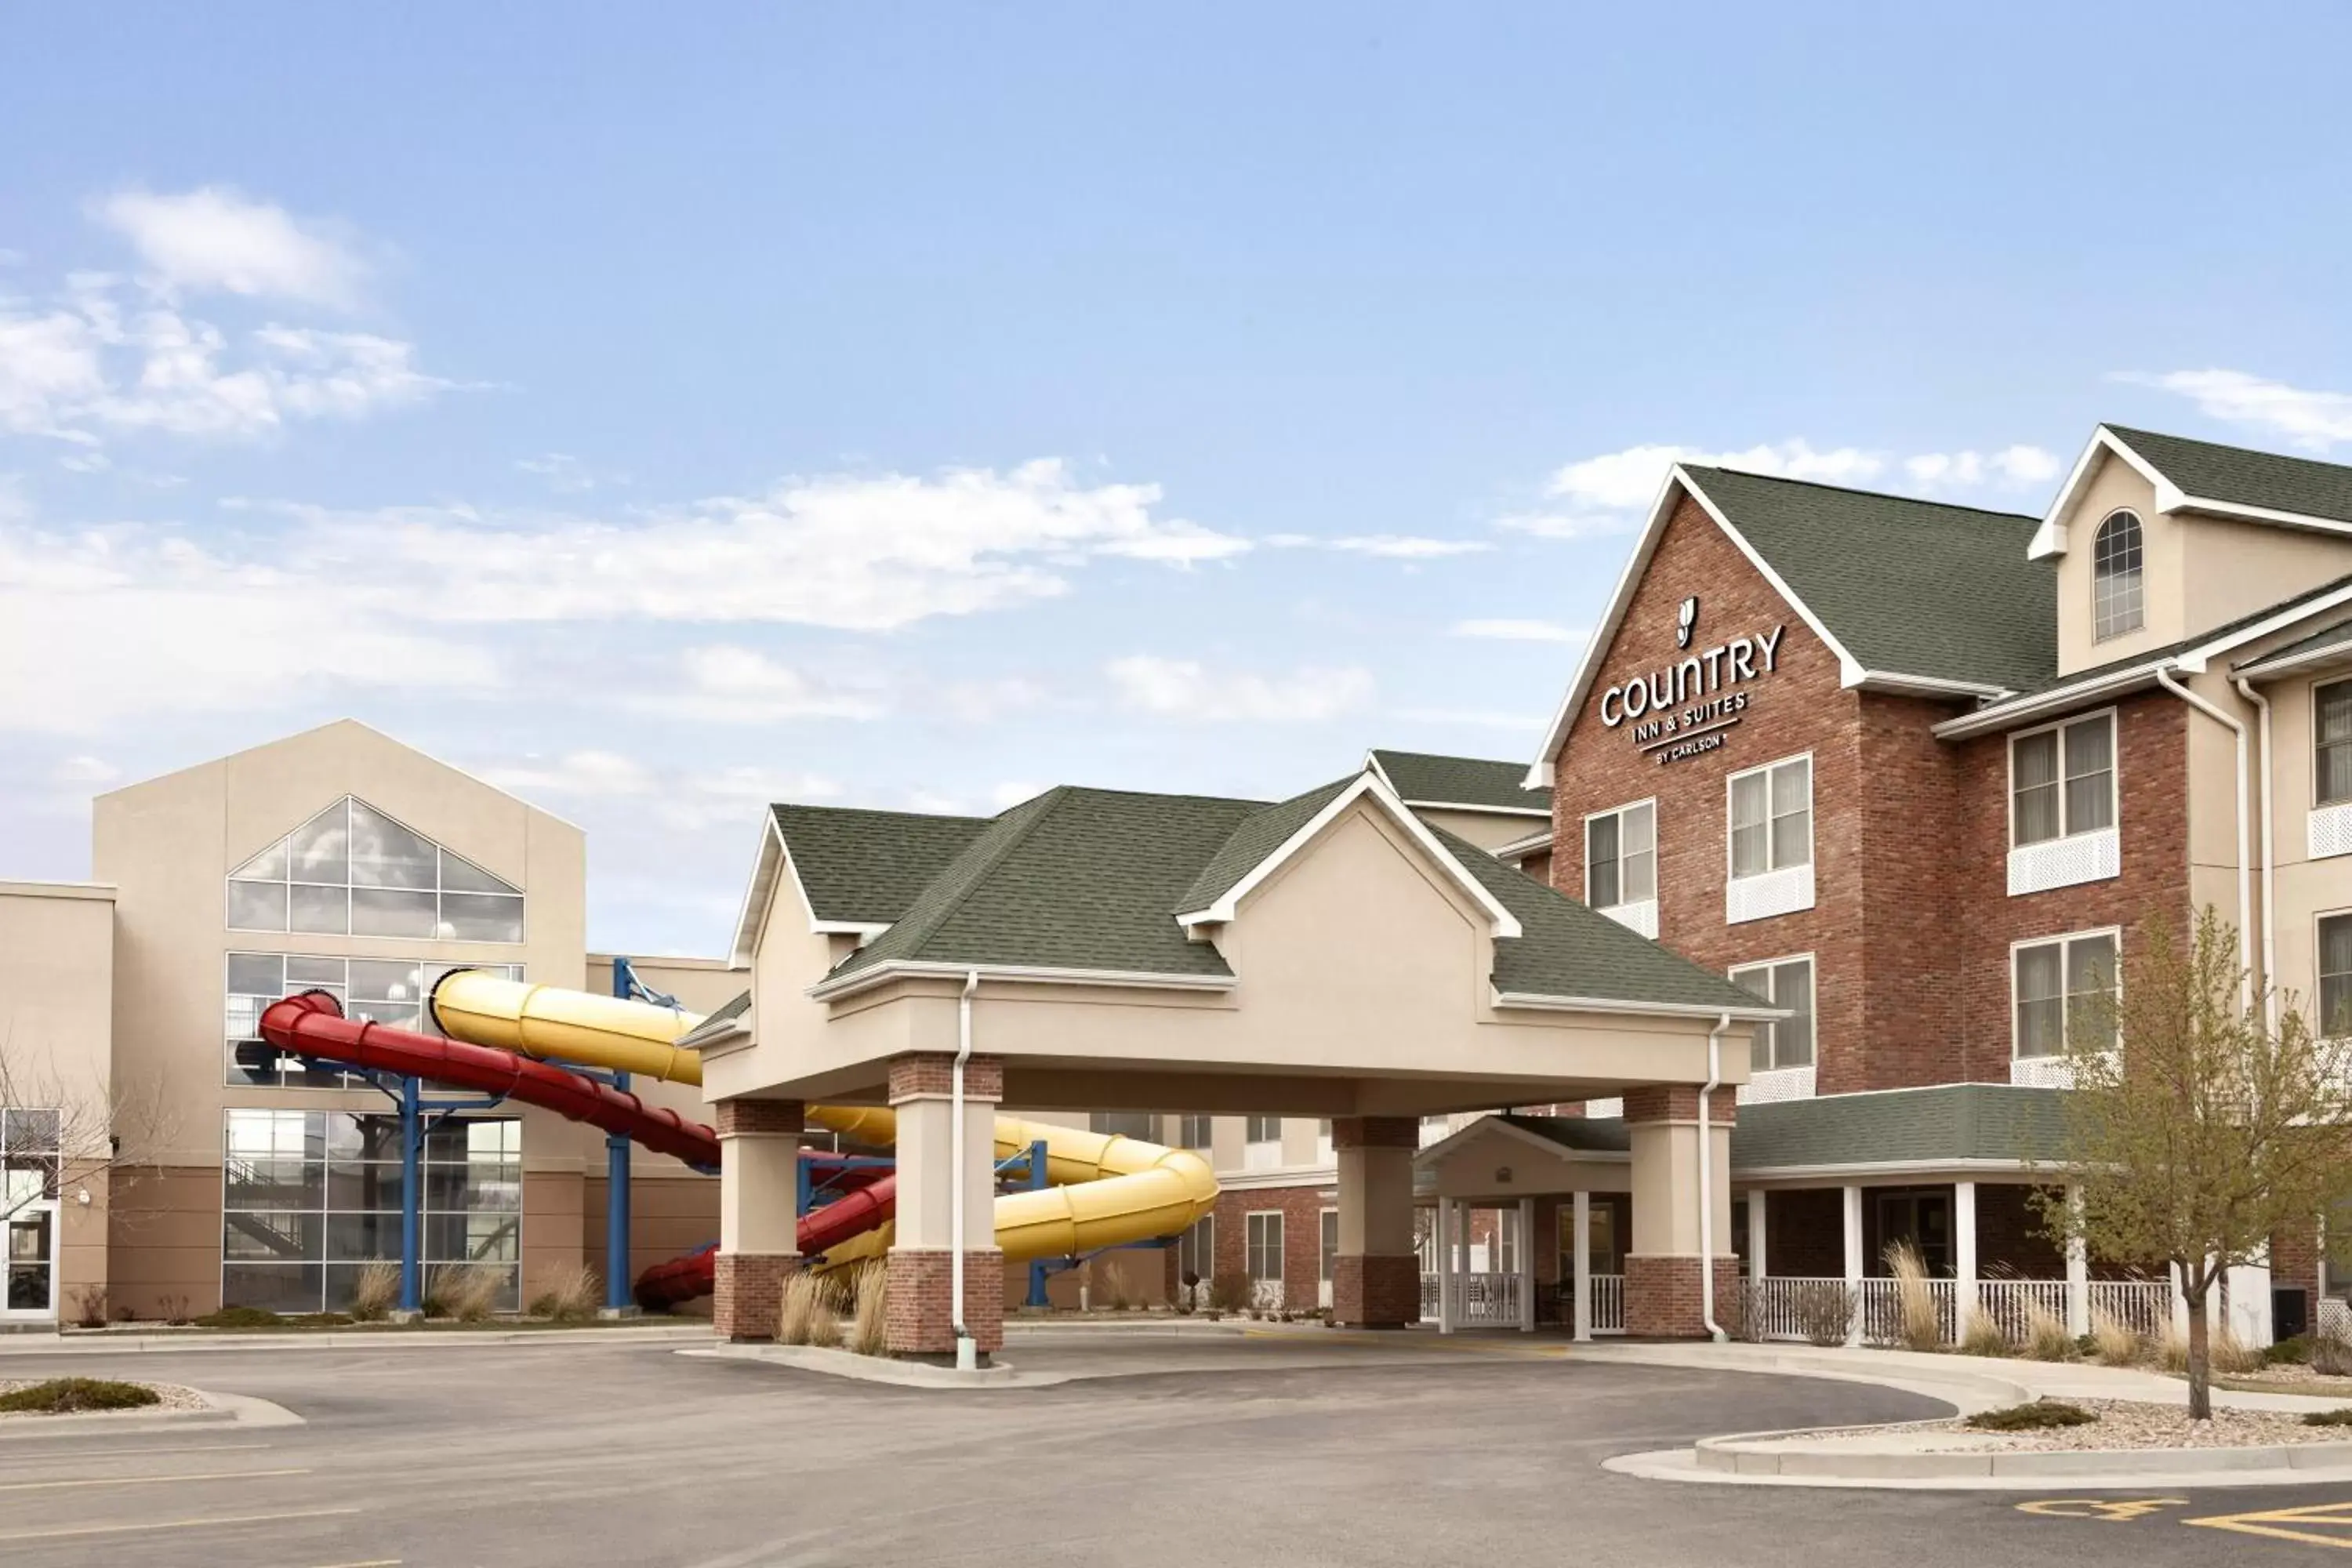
[256,991,897,1306]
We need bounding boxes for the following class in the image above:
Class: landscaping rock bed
[1815,1398,2352,1452]
[0,1378,205,1420]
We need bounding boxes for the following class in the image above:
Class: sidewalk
[0,1323,717,1356]
[1581,1340,2352,1490]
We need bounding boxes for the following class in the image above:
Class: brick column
[1331,1116,1420,1328]
[1622,1085,1740,1338]
[714,1098,804,1341]
[884,1052,1006,1362]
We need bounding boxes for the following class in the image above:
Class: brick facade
[1621,1085,1736,1124]
[1331,1254,1419,1327]
[1330,1115,1419,1150]
[885,1247,1007,1359]
[713,1253,793,1341]
[715,1098,804,1137]
[1625,1253,1743,1338]
[1211,1183,1334,1310]
[887,1053,1004,1102]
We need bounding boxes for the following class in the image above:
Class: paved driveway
[1,1332,2347,1566]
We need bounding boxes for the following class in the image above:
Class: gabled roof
[1497,1083,2070,1172]
[2237,613,2352,677]
[1530,464,2048,779]
[1366,750,1552,816]
[2033,424,2352,559]
[1178,776,1354,916]
[729,803,989,964]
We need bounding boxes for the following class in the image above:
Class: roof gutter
[2234,676,2278,1033]
[1698,1011,1730,1345]
[2157,668,2253,1011]
[952,968,979,1373]
[809,960,1236,1003]
[1490,988,1784,1024]
[1931,661,2173,739]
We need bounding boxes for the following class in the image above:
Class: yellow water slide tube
[429,971,1218,1265]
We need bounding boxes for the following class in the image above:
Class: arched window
[2092,510,2144,641]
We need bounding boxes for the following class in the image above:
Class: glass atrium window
[2092,510,2145,641]
[227,798,524,942]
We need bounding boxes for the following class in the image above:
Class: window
[2011,713,2115,846]
[1088,1112,1156,1141]
[227,798,524,943]
[2319,681,2352,808]
[221,1109,521,1315]
[1731,956,1814,1072]
[3,1108,61,1211]
[2322,915,2352,1039]
[1174,1114,1213,1151]
[1729,757,1810,878]
[2092,510,2145,641]
[1176,1216,1214,1287]
[1246,1211,1284,1284]
[2013,931,2118,1058]
[1585,800,1657,909]
[1320,1209,1338,1282]
[227,955,524,1088]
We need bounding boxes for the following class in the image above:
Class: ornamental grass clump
[528,1262,601,1323]
[2089,1310,2144,1367]
[779,1270,828,1345]
[1886,1241,1944,1352]
[848,1264,890,1357]
[2022,1300,2077,1362]
[1958,1310,2009,1358]
[348,1261,401,1323]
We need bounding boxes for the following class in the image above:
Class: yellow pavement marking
[2016,1497,2187,1520]
[0,1465,310,1493]
[0,1506,361,1544]
[2187,1500,2352,1548]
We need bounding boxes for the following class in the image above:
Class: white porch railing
[1976,1279,2071,1342]
[1586,1272,1624,1334]
[1419,1271,1523,1326]
[1857,1276,1956,1345]
[2086,1279,2170,1338]
[1743,1276,1855,1344]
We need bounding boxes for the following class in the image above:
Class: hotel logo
[1599,598,1788,765]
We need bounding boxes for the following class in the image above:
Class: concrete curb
[1004,1318,1250,1338]
[1694,1425,2352,1479]
[0,1385,304,1440]
[2,1325,716,1356]
[687,1343,1068,1388]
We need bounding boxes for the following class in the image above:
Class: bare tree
[2036,906,2352,1420]
[1,1024,177,1232]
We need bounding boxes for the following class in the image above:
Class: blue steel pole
[1025,1138,1050,1308]
[400,1073,423,1315]
[606,957,634,1313]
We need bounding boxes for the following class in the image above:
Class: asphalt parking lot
[4,1331,2351,1566]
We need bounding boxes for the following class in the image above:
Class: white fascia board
[2236,631,2352,678]
[1177,770,1523,939]
[2172,494,2352,539]
[2193,580,2352,665]
[728,813,789,968]
[2030,427,2171,560]
[1362,750,1399,793]
[1412,1113,1617,1170]
[1492,827,1555,858]
[1681,475,1867,691]
[1736,1156,2031,1182]
[807,960,1236,1004]
[1849,670,2015,699]
[1403,798,1553,818]
[1490,986,1784,1023]
[1929,662,2172,739]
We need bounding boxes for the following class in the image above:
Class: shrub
[67,1285,109,1330]
[0,1377,161,1414]
[2022,1300,2077,1362]
[158,1293,191,1327]
[1965,1399,2097,1432]
[432,1264,506,1323]
[194,1305,283,1329]
[2303,1407,2352,1427]
[348,1261,402,1323]
[528,1262,601,1323]
[1885,1241,1944,1352]
[2313,1329,2352,1378]
[804,1290,842,1349]
[2089,1311,2144,1367]
[2267,1334,2313,1366]
[1785,1279,1857,1347]
[1207,1272,1253,1316]
[779,1270,827,1346]
[2210,1327,2263,1375]
[1958,1311,2009,1358]
[847,1264,889,1357]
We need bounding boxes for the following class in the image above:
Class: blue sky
[5,4,2351,955]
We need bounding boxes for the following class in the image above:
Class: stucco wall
[0,882,117,1313]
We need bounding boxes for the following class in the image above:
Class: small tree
[2035,907,2352,1420]
[1,1028,176,1229]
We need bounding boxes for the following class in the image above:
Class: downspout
[1698,1011,1730,1344]
[2234,677,2278,1032]
[953,968,978,1372]
[2157,668,2252,1010]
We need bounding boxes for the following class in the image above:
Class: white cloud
[1905,445,2061,489]
[515,453,615,494]
[478,750,656,797]
[654,646,888,724]
[1547,439,1884,514]
[93,187,367,309]
[1105,655,1374,723]
[2122,368,2352,451]
[989,781,1045,810]
[1493,510,1638,540]
[1451,618,1584,643]
[476,750,839,832]
[51,754,118,784]
[1269,533,1491,558]
[272,458,1242,633]
[1389,706,1542,734]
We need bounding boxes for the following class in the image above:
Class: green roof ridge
[1177,775,1356,915]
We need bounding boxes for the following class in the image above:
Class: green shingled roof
[1369,750,1550,813]
[2238,613,2352,672]
[1681,465,2054,692]
[827,786,1261,982]
[1989,568,2352,702]
[1503,1083,2070,1172]
[1176,775,1352,915]
[2111,425,2352,527]
[770,804,989,926]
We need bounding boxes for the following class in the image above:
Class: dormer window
[2092,510,2145,641]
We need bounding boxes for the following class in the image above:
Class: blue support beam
[398,1073,422,1314]
[605,958,637,1313]
[1025,1138,1051,1308]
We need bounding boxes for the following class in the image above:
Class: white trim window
[227,797,524,943]
[2091,510,2146,641]
[1319,1207,1339,1308]
[1247,1210,1285,1287]
[2318,680,2352,809]
[1176,1214,1214,1290]
[1243,1115,1282,1171]
[2321,913,2352,1039]
[2008,712,2120,895]
[1726,754,1813,924]
[1585,799,1657,937]
[2012,930,2118,1061]
[1730,956,1814,1072]
[1088,1112,1155,1140]
[4,1108,62,1319]
[1174,1114,1214,1152]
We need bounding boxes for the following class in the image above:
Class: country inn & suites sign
[1598,597,1788,765]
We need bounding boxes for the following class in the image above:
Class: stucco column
[2064,1182,2090,1338]
[1747,1188,1768,1281]
[1841,1184,1864,1347]
[1330,1116,1419,1328]
[1571,1189,1593,1341]
[1622,1085,1737,1338]
[1954,1180,1978,1341]
[714,1098,804,1341]
[1516,1196,1536,1332]
[885,1052,1005,1361]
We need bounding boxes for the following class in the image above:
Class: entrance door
[1875,1190,1954,1275]
[5,1204,57,1319]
